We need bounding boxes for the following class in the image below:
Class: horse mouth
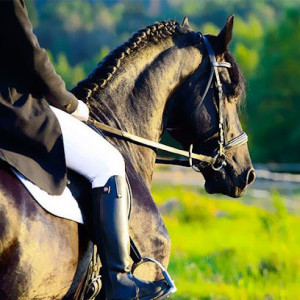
[205,180,245,198]
[203,167,255,198]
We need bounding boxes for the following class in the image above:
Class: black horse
[0,17,255,299]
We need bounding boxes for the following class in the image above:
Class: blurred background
[27,0,300,298]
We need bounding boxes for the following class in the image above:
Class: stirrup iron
[132,257,177,300]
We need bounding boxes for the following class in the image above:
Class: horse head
[166,16,255,198]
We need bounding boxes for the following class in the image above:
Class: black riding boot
[91,175,168,300]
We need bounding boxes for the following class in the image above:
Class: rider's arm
[2,0,79,114]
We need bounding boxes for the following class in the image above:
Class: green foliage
[152,185,300,299]
[232,15,263,78]
[34,0,122,66]
[154,185,218,223]
[247,9,300,162]
[48,52,85,89]
[202,23,219,36]
[259,191,289,240]
[48,46,110,90]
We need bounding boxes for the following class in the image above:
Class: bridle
[190,34,248,171]
[88,34,248,172]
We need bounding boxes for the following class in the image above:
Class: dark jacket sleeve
[0,0,78,113]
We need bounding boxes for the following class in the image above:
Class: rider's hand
[71,100,89,122]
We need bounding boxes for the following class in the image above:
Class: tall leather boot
[91,175,168,300]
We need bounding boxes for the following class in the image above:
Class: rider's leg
[50,106,168,300]
[50,106,125,187]
[92,176,167,300]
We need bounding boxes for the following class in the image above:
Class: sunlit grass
[152,185,300,299]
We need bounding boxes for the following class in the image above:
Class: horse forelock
[224,51,246,109]
[71,20,181,104]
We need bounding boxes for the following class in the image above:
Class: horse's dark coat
[0,208,7,240]
[0,17,254,299]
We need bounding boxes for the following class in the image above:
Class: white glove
[71,100,89,122]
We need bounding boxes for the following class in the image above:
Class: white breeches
[50,106,125,188]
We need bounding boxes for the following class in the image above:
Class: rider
[0,1,168,299]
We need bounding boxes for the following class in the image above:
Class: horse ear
[218,15,234,49]
[182,17,190,29]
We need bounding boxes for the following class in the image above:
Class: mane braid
[71,20,179,103]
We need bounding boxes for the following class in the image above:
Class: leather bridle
[88,34,248,172]
[190,35,248,171]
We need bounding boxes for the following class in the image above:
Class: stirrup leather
[74,245,102,300]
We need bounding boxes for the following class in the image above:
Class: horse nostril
[247,169,256,185]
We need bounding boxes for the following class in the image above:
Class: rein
[87,35,248,172]
[87,119,214,165]
[87,119,247,170]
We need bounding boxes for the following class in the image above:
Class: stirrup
[85,275,102,300]
[131,257,177,300]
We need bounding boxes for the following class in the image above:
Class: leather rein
[88,35,248,172]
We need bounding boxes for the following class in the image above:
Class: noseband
[88,35,248,172]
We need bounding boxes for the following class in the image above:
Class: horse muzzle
[202,164,255,198]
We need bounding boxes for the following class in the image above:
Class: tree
[48,52,85,90]
[247,9,300,162]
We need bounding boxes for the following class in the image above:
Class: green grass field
[151,185,300,300]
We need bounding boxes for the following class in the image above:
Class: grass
[151,185,300,299]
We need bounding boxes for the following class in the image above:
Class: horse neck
[84,40,202,185]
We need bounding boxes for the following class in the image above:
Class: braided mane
[71,20,179,102]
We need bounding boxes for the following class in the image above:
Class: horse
[0,16,255,299]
